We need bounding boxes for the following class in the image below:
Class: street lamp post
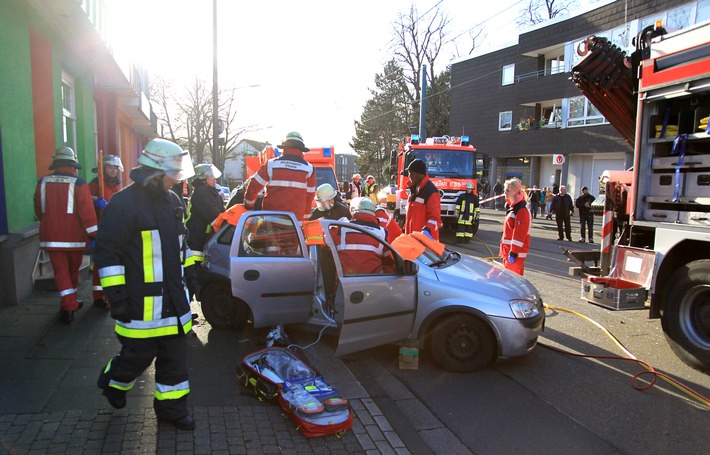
[212,0,219,170]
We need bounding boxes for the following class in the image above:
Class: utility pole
[212,0,219,170]
[419,64,427,141]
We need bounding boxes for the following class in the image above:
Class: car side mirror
[402,260,419,276]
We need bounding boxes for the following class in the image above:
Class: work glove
[94,197,107,210]
[421,228,434,240]
[508,252,518,264]
[85,237,96,254]
[110,300,131,323]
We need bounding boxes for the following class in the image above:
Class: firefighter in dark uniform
[34,146,98,324]
[95,138,197,431]
[186,164,225,265]
[310,183,352,221]
[454,182,479,243]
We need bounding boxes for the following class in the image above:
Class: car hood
[433,254,540,303]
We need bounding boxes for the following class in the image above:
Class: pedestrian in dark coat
[575,186,596,243]
[551,185,574,241]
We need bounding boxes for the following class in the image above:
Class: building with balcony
[450,0,709,200]
[0,0,158,306]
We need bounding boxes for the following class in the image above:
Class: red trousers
[48,250,84,311]
[503,257,525,276]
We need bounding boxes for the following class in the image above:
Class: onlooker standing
[551,185,574,241]
[544,187,554,220]
[575,186,596,243]
[500,178,531,276]
[403,159,442,240]
[95,138,196,430]
[34,146,98,324]
[493,180,504,210]
[89,154,124,309]
[244,131,316,221]
[529,185,542,219]
[346,173,362,201]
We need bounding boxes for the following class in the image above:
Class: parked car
[198,211,545,372]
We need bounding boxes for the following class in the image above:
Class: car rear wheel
[200,280,250,331]
[430,314,496,372]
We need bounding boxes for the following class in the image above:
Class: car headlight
[509,299,540,319]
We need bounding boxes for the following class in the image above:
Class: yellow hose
[542,304,710,409]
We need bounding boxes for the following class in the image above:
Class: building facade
[450,0,710,200]
[335,152,358,189]
[0,0,157,306]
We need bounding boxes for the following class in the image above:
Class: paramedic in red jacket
[403,159,442,240]
[244,131,316,221]
[88,154,123,308]
[34,146,98,323]
[499,178,531,276]
[335,198,389,275]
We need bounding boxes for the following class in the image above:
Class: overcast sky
[108,0,600,155]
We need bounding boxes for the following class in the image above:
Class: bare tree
[150,76,252,169]
[391,3,453,106]
[517,0,579,26]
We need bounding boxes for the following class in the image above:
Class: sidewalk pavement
[0,276,415,454]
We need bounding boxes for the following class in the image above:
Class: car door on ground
[322,221,417,355]
[230,212,314,327]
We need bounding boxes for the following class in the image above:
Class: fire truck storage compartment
[582,246,656,310]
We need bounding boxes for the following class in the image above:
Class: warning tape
[480,193,506,204]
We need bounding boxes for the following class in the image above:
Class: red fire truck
[389,135,478,234]
[573,21,710,370]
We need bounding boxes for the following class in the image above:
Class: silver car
[198,211,544,372]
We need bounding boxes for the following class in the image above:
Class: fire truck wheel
[201,280,250,331]
[430,313,495,372]
[661,260,710,372]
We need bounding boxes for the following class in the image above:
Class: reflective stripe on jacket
[34,168,98,251]
[335,212,388,275]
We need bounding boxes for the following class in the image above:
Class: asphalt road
[345,209,710,455]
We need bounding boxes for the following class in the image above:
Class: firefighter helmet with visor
[350,197,376,215]
[193,163,222,181]
[102,154,124,172]
[138,138,195,180]
[315,183,337,211]
[50,146,81,170]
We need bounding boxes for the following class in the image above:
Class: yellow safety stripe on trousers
[154,380,190,401]
[103,358,136,391]
[141,230,163,283]
[99,265,126,288]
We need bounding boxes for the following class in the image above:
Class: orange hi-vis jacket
[404,174,441,240]
[244,148,316,221]
[333,212,388,275]
[34,167,98,250]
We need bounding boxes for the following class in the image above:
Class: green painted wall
[0,1,98,233]
[0,2,39,233]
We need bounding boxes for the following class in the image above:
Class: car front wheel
[200,280,250,331]
[430,314,496,372]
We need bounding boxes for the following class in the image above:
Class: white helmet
[193,163,222,180]
[50,146,81,170]
[315,183,337,202]
[102,154,124,172]
[315,183,337,211]
[466,182,474,190]
[138,138,194,180]
[352,173,361,180]
[350,197,376,215]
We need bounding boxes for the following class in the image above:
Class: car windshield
[410,149,475,179]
